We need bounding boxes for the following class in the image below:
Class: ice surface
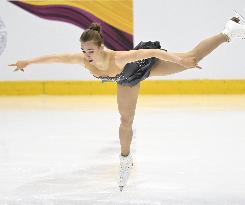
[0,95,245,205]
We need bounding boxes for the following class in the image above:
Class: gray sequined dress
[93,41,167,87]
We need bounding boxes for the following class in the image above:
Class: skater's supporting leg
[117,83,140,157]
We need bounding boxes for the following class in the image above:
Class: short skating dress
[89,41,167,87]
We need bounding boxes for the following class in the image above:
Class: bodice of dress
[83,49,151,83]
[83,51,127,83]
[92,58,149,83]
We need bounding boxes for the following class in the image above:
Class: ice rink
[0,95,245,205]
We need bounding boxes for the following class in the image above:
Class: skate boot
[222,10,245,42]
[118,152,133,192]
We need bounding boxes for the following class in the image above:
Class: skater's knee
[120,114,134,127]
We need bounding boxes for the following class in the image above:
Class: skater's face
[81,40,104,63]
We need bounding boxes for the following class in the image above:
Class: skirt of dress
[117,40,167,87]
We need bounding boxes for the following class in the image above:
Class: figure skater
[9,11,245,191]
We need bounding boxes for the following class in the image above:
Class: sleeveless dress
[84,41,167,87]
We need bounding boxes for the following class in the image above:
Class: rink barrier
[0,80,245,95]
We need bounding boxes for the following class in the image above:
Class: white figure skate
[222,10,245,42]
[118,152,133,192]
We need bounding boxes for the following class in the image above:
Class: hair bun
[89,22,101,33]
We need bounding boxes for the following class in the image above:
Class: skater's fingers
[13,67,25,72]
[196,65,202,69]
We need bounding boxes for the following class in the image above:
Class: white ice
[0,95,245,205]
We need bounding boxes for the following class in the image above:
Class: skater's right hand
[180,57,202,69]
[8,60,30,72]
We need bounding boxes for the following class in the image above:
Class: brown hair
[80,22,104,47]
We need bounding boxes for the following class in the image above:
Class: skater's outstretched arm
[8,53,84,72]
[115,49,201,69]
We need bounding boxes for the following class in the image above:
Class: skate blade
[233,9,245,24]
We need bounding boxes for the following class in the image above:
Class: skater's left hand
[180,57,202,69]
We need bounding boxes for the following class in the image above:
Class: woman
[9,11,245,191]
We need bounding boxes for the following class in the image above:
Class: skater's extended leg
[149,33,227,76]
[149,13,245,77]
[187,33,228,62]
[117,83,140,157]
